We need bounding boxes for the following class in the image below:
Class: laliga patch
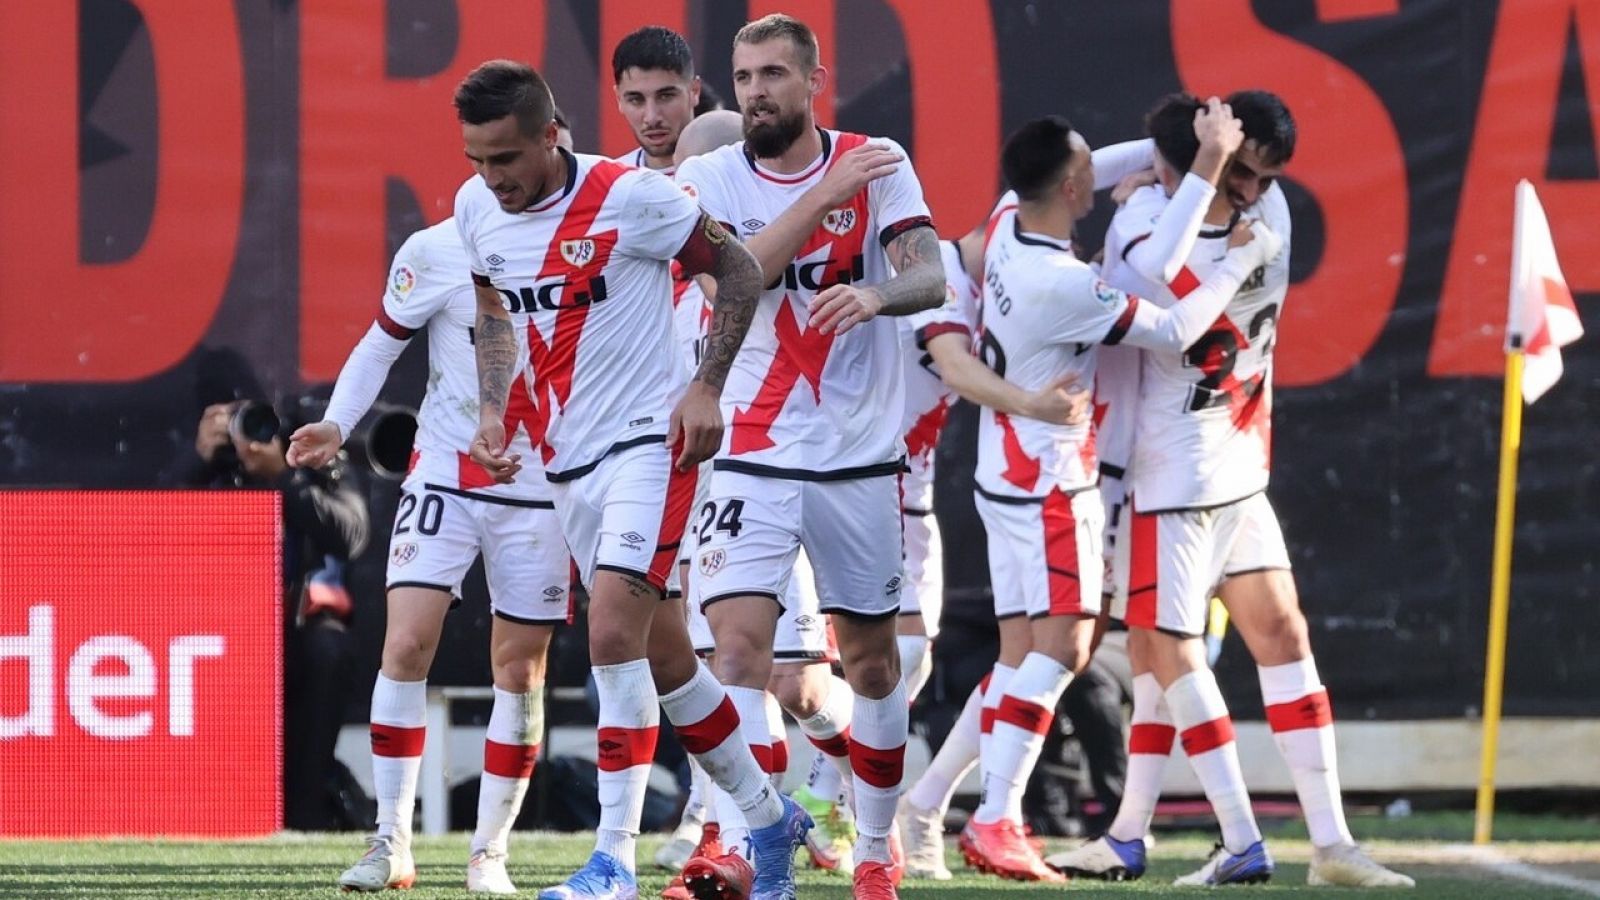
[390,264,416,300]
[822,207,857,237]
[1092,279,1123,307]
[391,542,418,567]
[560,238,597,268]
[699,548,726,577]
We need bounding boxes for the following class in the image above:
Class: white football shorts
[384,480,572,624]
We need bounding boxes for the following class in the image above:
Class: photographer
[167,397,372,830]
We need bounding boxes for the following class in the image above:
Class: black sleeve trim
[879,215,935,249]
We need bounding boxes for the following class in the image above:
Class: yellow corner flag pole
[1474,346,1524,845]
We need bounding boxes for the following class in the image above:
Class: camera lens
[231,401,281,444]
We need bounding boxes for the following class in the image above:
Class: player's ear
[543,118,559,149]
[807,64,829,101]
[689,75,702,106]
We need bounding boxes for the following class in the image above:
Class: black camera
[229,400,281,445]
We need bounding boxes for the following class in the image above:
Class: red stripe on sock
[596,725,659,772]
[675,696,740,755]
[993,694,1055,736]
[807,728,851,758]
[1129,722,1177,755]
[483,740,538,778]
[1180,716,1237,756]
[849,739,906,789]
[771,739,789,775]
[1265,689,1333,733]
[980,707,996,735]
[371,723,425,758]
[750,743,774,773]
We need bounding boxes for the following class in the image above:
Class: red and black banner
[0,1,1594,718]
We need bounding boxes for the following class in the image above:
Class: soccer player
[959,113,1279,882]
[673,14,948,899]
[892,133,1159,881]
[611,26,700,174]
[1054,91,1413,889]
[664,107,855,896]
[452,60,809,900]
[892,240,1092,881]
[291,220,567,895]
[671,108,890,882]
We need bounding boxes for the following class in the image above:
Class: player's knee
[379,633,434,680]
[768,669,821,718]
[713,641,772,688]
[842,655,900,699]
[491,659,540,693]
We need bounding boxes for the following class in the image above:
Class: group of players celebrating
[287,12,1415,899]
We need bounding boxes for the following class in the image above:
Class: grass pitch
[2,813,1597,898]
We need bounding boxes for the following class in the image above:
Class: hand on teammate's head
[1194,96,1244,157]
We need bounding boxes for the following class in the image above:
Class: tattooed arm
[668,214,761,470]
[807,223,946,335]
[467,281,523,483]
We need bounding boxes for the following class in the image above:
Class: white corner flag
[1507,179,1583,404]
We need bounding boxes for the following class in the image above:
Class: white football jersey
[898,240,980,511]
[675,129,933,478]
[454,151,700,480]
[975,212,1140,499]
[379,220,549,500]
[1106,182,1292,511]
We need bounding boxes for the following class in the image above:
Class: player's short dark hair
[454,60,555,139]
[1227,89,1296,165]
[694,81,725,117]
[1002,115,1077,203]
[735,14,820,72]
[552,106,571,131]
[611,25,695,82]
[1145,92,1204,174]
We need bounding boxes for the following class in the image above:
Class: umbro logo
[742,218,766,232]
[621,531,646,544]
[598,739,622,754]
[543,586,564,598]
[486,253,505,266]
[884,575,902,595]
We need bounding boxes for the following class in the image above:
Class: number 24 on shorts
[695,499,746,545]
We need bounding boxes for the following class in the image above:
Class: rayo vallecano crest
[560,238,597,268]
[822,207,857,237]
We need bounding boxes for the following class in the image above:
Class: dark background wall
[1,0,1595,720]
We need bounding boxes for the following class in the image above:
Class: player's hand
[810,144,903,208]
[1111,169,1158,206]
[469,418,521,484]
[1228,217,1282,265]
[286,421,342,469]
[667,381,723,472]
[808,285,884,336]
[195,402,233,462]
[1023,373,1092,426]
[1194,96,1244,156]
